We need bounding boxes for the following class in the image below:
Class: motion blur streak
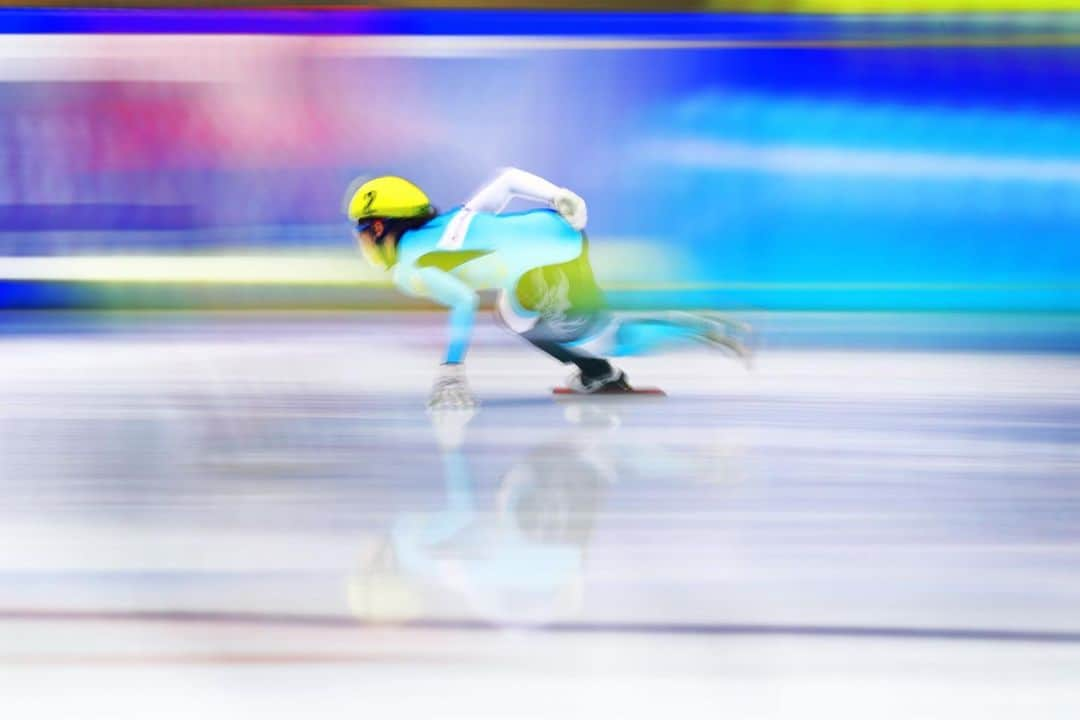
[2,7,1080,719]
[0,14,1077,310]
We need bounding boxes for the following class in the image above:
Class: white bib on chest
[437,208,477,251]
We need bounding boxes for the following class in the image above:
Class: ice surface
[1,313,1079,718]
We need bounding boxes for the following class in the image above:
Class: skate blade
[553,387,666,398]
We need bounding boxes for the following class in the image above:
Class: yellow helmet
[346,176,433,224]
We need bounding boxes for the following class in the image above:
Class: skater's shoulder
[398,208,457,245]
[420,207,462,228]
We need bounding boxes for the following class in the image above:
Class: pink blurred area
[41,38,447,172]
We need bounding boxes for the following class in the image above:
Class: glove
[428,363,478,411]
[553,188,587,231]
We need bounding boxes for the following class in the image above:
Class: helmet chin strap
[359,238,387,270]
[380,234,398,267]
[361,232,398,270]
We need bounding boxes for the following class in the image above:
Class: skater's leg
[573,313,752,364]
[607,318,701,357]
[496,285,619,385]
[522,330,614,381]
[518,319,636,393]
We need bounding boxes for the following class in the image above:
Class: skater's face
[355,218,384,243]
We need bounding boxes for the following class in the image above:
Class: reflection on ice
[350,405,621,625]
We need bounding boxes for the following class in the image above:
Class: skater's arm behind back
[465,168,563,214]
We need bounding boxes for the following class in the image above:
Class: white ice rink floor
[1,312,1079,718]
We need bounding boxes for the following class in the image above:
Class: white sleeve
[464,167,563,214]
